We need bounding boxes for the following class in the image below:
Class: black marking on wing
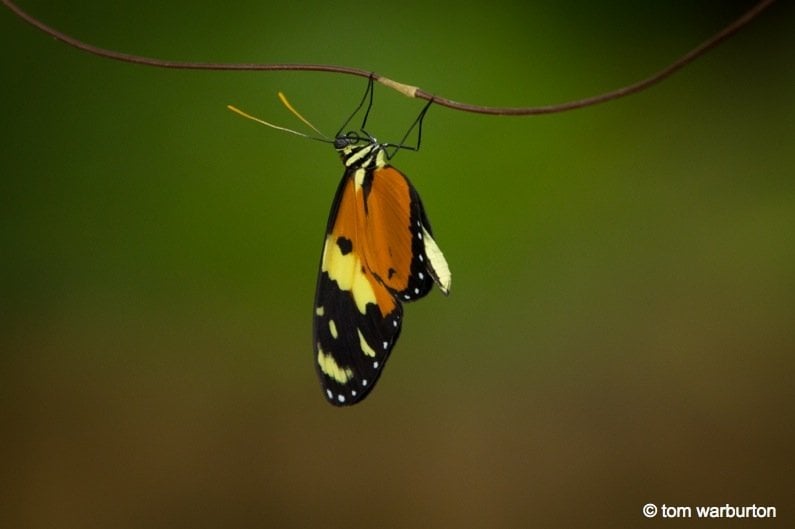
[393,173,439,302]
[336,236,353,255]
[313,271,402,406]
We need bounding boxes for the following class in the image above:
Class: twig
[1,0,776,115]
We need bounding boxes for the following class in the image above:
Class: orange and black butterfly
[229,79,451,405]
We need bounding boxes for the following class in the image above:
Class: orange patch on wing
[360,166,414,293]
[328,175,398,316]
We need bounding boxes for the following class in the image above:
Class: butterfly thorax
[335,133,387,170]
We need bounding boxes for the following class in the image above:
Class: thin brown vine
[1,0,777,115]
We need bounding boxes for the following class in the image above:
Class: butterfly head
[334,130,376,150]
[334,131,386,169]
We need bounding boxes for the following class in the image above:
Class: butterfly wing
[313,163,451,406]
[313,170,401,406]
[360,165,450,301]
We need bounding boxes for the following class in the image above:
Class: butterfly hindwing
[360,166,440,302]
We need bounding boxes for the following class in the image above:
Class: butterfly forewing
[313,167,401,405]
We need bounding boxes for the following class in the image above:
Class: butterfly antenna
[277,92,329,139]
[228,92,332,143]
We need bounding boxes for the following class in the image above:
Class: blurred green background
[2,1,793,527]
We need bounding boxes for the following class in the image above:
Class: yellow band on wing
[321,235,377,314]
[317,347,353,384]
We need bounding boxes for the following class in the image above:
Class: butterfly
[229,78,451,405]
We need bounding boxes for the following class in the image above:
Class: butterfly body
[313,134,451,406]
